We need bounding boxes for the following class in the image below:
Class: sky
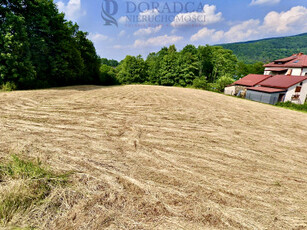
[55,0,307,61]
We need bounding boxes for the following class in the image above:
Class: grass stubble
[0,85,306,229]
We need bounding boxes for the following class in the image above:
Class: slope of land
[0,85,306,229]
[219,33,307,63]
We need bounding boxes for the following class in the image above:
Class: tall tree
[159,45,179,86]
[117,55,147,84]
[197,45,214,82]
[146,47,169,85]
[211,47,238,82]
[181,44,197,56]
[75,30,100,84]
[178,46,199,86]
[0,0,101,89]
[146,52,160,84]
[0,11,36,88]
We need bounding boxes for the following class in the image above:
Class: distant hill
[219,33,307,64]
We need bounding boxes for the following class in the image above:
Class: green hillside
[220,33,307,64]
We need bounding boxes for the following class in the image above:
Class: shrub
[206,83,219,92]
[99,64,118,85]
[276,101,307,112]
[192,77,207,90]
[215,75,234,92]
[1,82,17,91]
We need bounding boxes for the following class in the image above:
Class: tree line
[0,0,100,90]
[100,45,264,92]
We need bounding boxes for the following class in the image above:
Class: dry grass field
[0,85,306,229]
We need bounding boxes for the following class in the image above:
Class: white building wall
[224,86,236,96]
[264,67,303,76]
[291,68,302,76]
[302,68,307,76]
[284,79,307,104]
[299,80,307,103]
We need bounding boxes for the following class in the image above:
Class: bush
[215,76,234,92]
[192,77,207,90]
[276,101,307,112]
[1,82,17,91]
[99,64,118,85]
[206,83,219,92]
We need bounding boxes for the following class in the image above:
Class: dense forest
[220,33,307,64]
[0,0,100,90]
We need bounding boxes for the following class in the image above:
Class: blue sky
[55,0,307,61]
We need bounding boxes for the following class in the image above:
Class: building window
[292,94,300,101]
[295,86,302,92]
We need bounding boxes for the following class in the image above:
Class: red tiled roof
[233,74,272,87]
[247,87,286,93]
[264,53,307,68]
[259,75,307,89]
[275,56,296,62]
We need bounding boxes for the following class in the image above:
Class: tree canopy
[0,0,100,89]
[111,44,239,92]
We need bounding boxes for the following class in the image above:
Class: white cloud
[56,0,86,21]
[118,16,129,24]
[191,28,224,42]
[171,4,222,27]
[139,9,159,18]
[171,29,177,34]
[118,30,126,37]
[133,35,183,48]
[113,45,125,49]
[260,6,307,34]
[137,9,160,24]
[250,0,280,6]
[87,33,108,43]
[190,6,307,43]
[223,19,260,42]
[134,25,162,36]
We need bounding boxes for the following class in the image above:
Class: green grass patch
[0,155,69,225]
[276,101,307,113]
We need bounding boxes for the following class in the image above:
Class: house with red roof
[224,53,307,105]
[264,53,307,76]
[224,74,272,96]
[233,74,272,87]
[246,75,307,105]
